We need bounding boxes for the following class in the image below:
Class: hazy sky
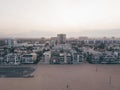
[0,0,120,38]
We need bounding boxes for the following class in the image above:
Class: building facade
[57,34,66,44]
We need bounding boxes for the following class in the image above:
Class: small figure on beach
[66,84,70,89]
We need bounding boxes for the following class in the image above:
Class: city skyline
[0,30,120,38]
[0,0,120,38]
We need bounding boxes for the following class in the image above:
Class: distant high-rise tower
[57,34,66,44]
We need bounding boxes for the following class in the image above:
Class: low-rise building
[0,57,4,64]
[50,51,72,64]
[101,52,117,64]
[4,53,21,65]
[21,53,37,64]
[43,51,51,64]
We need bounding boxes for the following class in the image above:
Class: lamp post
[109,76,111,85]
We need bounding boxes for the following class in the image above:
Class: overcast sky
[0,0,120,38]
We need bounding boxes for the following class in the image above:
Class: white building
[52,44,72,51]
[5,39,17,48]
[21,53,37,64]
[4,53,21,65]
[43,51,51,64]
[59,52,72,64]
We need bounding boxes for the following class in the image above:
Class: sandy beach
[0,64,120,90]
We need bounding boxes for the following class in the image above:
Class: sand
[0,64,120,90]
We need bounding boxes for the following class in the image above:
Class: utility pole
[109,76,111,85]
[96,65,98,72]
[96,60,98,72]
